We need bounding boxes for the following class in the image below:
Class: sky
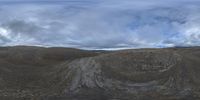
[0,0,200,50]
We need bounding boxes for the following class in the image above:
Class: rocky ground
[0,46,200,100]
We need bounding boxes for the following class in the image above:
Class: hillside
[0,46,200,100]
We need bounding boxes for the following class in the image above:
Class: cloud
[0,0,199,49]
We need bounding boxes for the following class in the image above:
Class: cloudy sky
[0,0,200,49]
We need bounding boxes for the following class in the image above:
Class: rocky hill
[0,46,200,100]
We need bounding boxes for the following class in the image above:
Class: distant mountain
[0,46,200,100]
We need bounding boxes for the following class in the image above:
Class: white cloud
[0,0,199,49]
[0,27,9,37]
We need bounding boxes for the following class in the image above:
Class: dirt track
[0,46,199,100]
